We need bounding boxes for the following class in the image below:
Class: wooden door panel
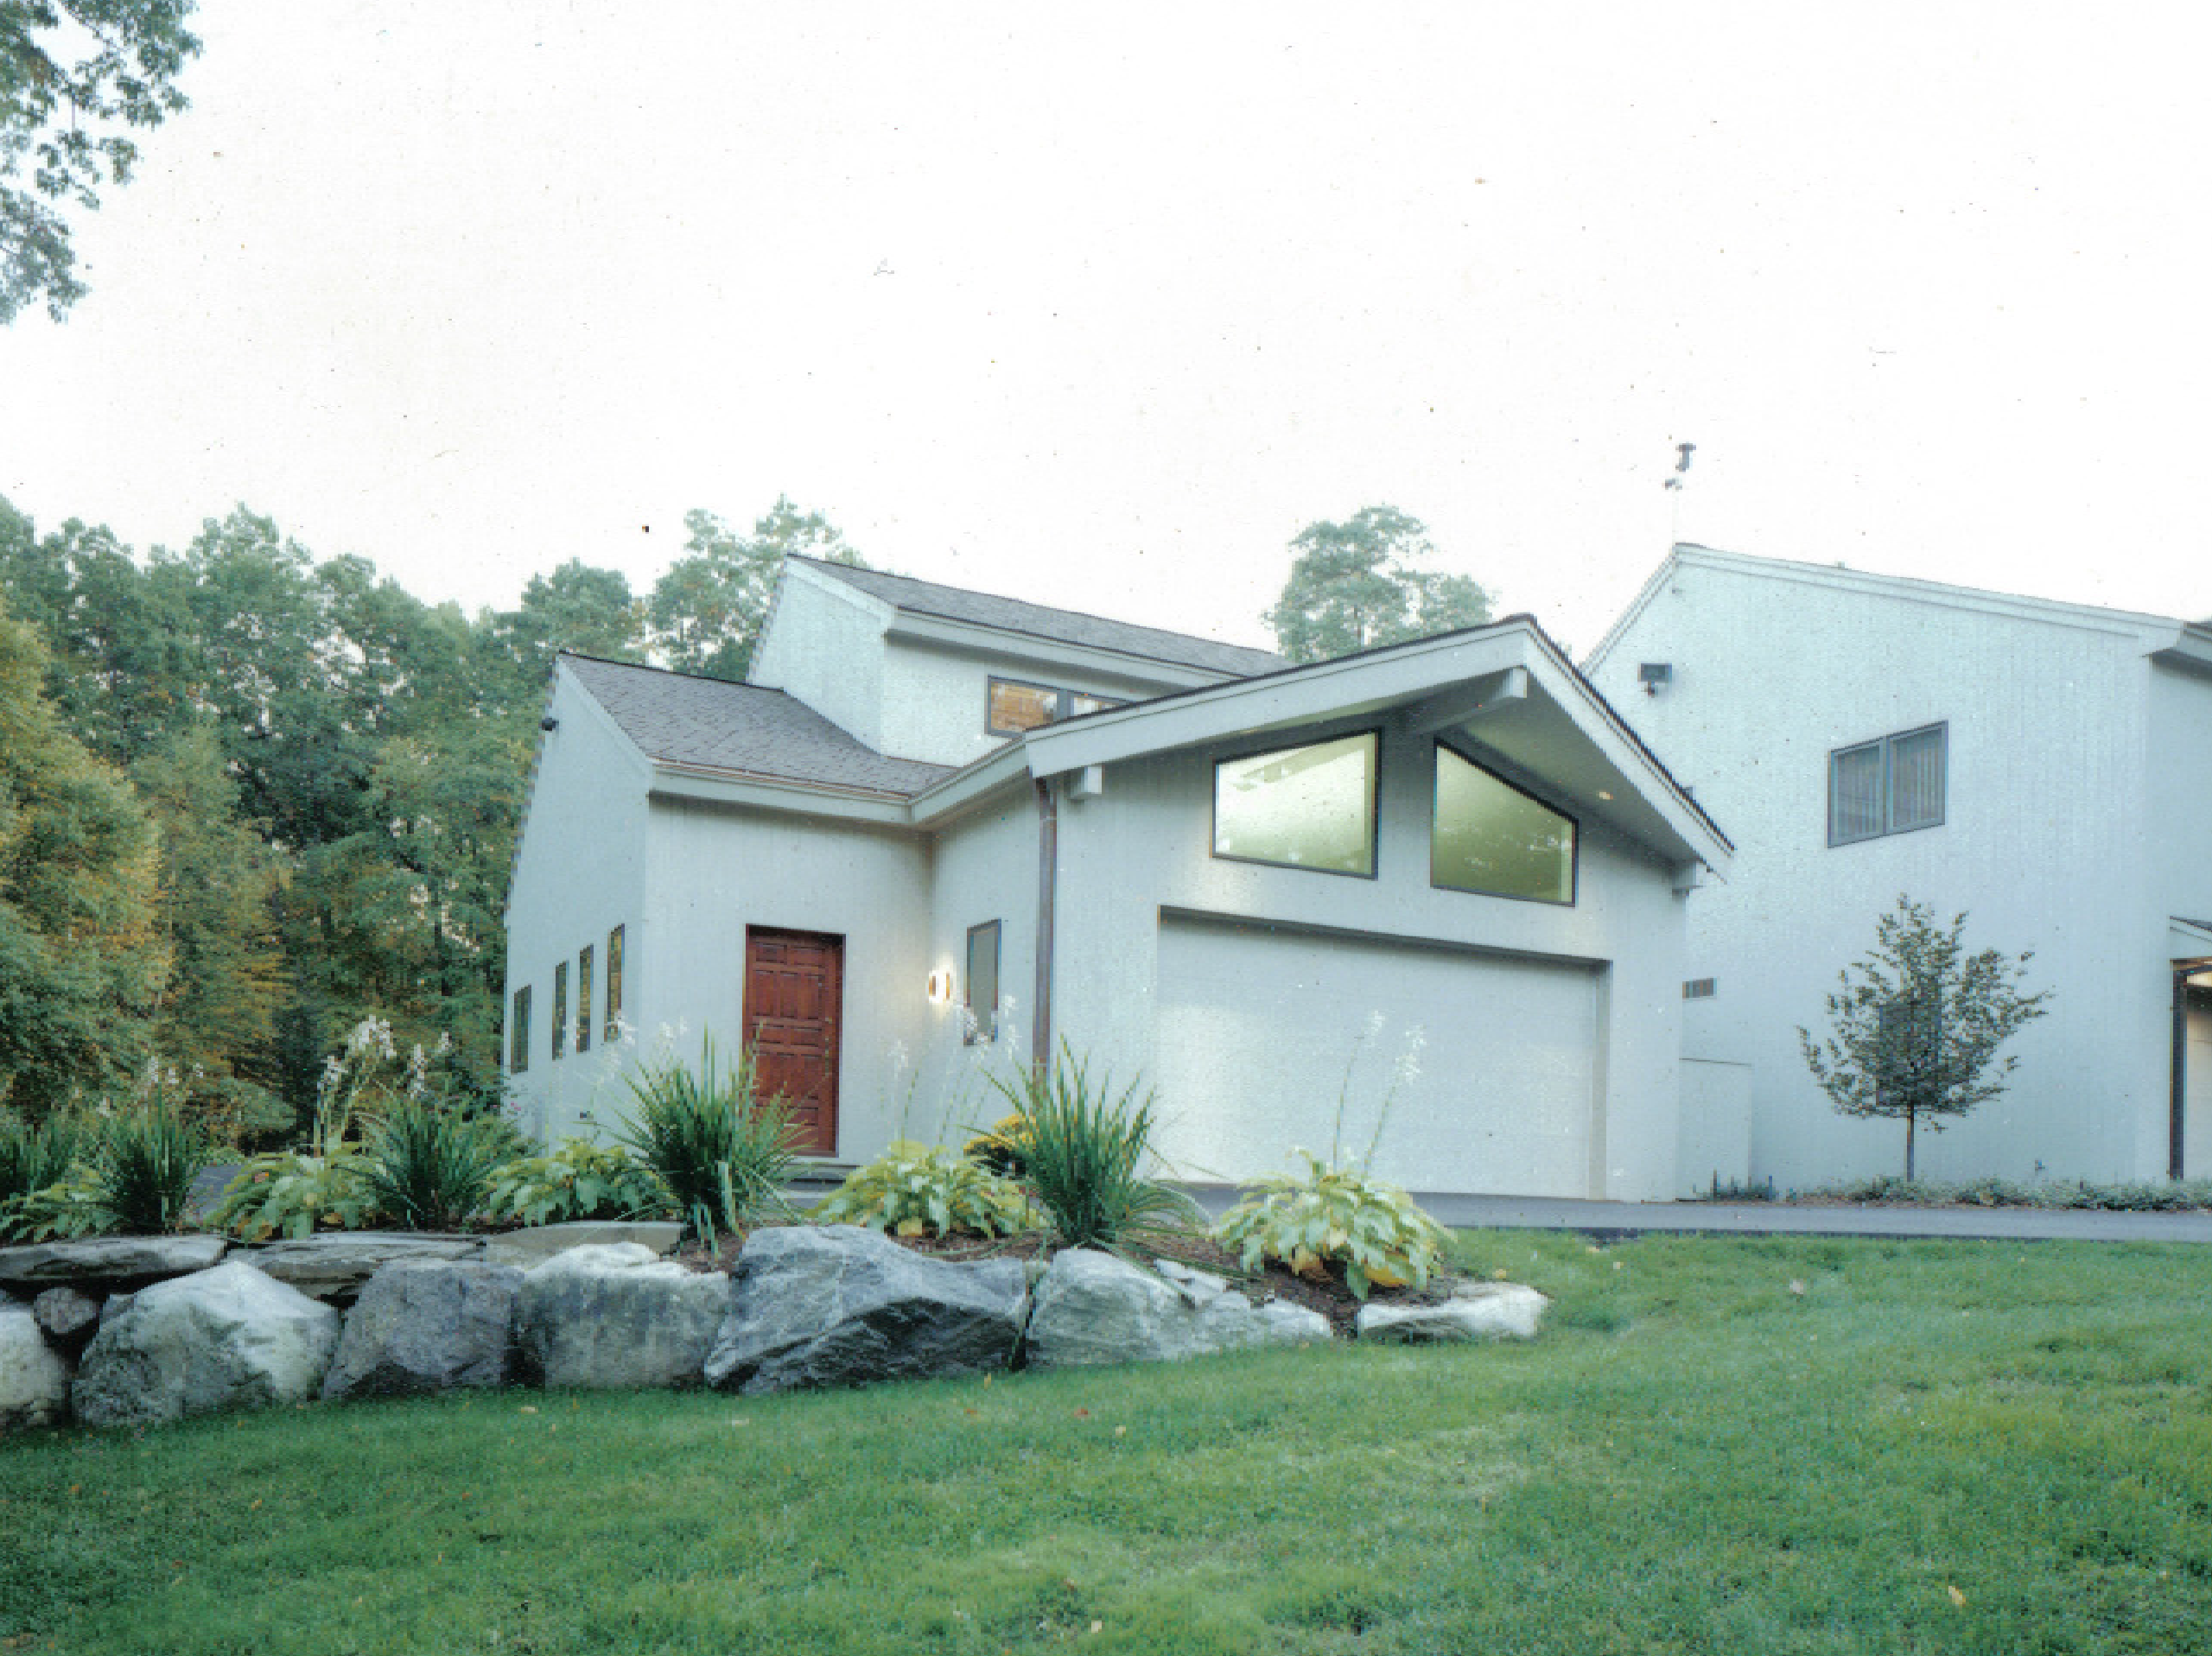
[743,928,842,1157]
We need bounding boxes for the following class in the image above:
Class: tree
[1,0,201,324]
[0,599,166,1114]
[1797,897,2051,1178]
[649,497,867,682]
[1263,505,1492,663]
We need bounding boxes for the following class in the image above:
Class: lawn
[3,1232,2209,1655]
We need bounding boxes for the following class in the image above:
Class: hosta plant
[0,1162,108,1242]
[1212,1151,1448,1300]
[207,1148,380,1241]
[962,1113,1033,1178]
[814,1140,1034,1239]
[480,1139,676,1228]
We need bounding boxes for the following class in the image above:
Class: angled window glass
[988,677,1061,736]
[1432,744,1576,904]
[1068,692,1123,717]
[965,921,1001,1044]
[510,986,531,1075]
[1212,732,1378,877]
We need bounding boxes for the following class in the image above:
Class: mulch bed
[675,1221,1459,1339]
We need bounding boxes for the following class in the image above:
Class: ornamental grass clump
[616,1037,800,1239]
[814,1140,1034,1239]
[353,1097,522,1232]
[989,1044,1198,1249]
[87,1094,214,1235]
[0,1111,87,1219]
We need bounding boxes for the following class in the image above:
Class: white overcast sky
[3,2,2209,655]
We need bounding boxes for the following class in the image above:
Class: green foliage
[0,1108,86,1209]
[814,1140,1034,1239]
[86,1093,212,1234]
[1806,1174,2212,1212]
[0,0,201,324]
[0,1158,105,1241]
[352,1096,523,1232]
[204,1148,378,1242]
[649,498,868,682]
[1263,504,1492,663]
[480,1139,675,1228]
[988,1046,1198,1249]
[615,1037,800,1238]
[1799,896,2052,1177]
[961,1112,1032,1177]
[1213,1151,1446,1301]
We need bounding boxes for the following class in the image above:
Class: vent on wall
[1682,977,1717,999]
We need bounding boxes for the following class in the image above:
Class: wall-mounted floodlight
[925,968,955,1006]
[1638,663,1673,697]
[541,715,560,732]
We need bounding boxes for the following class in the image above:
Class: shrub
[89,1100,213,1235]
[988,1045,1198,1249]
[814,1140,1034,1238]
[1212,1151,1446,1300]
[962,1113,1033,1178]
[615,1037,800,1238]
[480,1139,676,1228]
[352,1098,521,1232]
[206,1149,380,1241]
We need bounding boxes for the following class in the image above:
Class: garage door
[1152,913,1602,1196]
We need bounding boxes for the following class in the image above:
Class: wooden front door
[743,927,843,1158]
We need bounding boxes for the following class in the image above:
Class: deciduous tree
[1263,505,1491,663]
[650,498,867,682]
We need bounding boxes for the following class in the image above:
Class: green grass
[4,1234,2209,1653]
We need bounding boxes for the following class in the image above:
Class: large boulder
[481,1221,683,1268]
[0,1294,70,1432]
[72,1261,340,1429]
[1354,1283,1549,1343]
[1022,1249,1331,1370]
[321,1260,524,1400]
[512,1244,728,1391]
[705,1225,1029,1396]
[246,1234,482,1304]
[0,1234,226,1296]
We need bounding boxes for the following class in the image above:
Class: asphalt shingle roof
[791,555,1285,678]
[562,655,954,796]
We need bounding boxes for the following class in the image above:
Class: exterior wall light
[925,968,955,1006]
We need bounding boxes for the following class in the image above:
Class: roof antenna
[1664,441,1695,545]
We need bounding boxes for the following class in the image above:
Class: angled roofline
[1587,542,2200,669]
[787,552,1281,678]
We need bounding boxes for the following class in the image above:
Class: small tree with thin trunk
[1798,897,2051,1179]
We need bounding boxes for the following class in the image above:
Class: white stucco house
[1587,544,2212,1190]
[503,554,1731,1200]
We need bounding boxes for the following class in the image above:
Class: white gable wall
[1591,557,2169,1185]
[503,667,653,1142]
[1045,716,1689,1199]
[747,565,893,752]
[878,638,1186,770]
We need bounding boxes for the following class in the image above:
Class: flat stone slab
[513,1244,728,1390]
[706,1225,1029,1395]
[246,1234,482,1303]
[73,1261,340,1429]
[480,1221,683,1267]
[1024,1249,1331,1370]
[1355,1283,1549,1343]
[0,1234,226,1293]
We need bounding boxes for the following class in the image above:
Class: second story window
[1212,731,1379,878]
[987,676,1125,737]
[1829,723,1947,846]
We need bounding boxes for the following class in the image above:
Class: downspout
[1032,776,1058,1073]
[2173,968,2190,1181]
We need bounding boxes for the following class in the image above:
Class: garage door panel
[1153,916,1599,1196]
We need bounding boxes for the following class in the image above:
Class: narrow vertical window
[552,961,569,1060]
[966,921,1001,1044]
[510,986,531,1075]
[605,925,626,1043]
[576,945,594,1055]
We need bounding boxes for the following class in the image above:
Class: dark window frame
[551,961,568,1061]
[1428,737,1580,907]
[605,924,625,1044]
[1209,726,1383,882]
[1827,721,1948,847]
[576,944,594,1055]
[510,985,531,1075]
[965,920,1001,1044]
[985,676,1126,738]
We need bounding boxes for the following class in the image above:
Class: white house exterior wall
[878,640,1185,771]
[1045,718,1689,1199]
[1591,559,2169,1185]
[618,796,932,1164]
[912,785,1041,1124]
[502,670,652,1143]
[747,568,891,752]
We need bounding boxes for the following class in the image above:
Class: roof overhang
[1020,619,1732,874]
[647,761,915,827]
[2171,917,2212,973]
[2152,625,2212,680]
[883,609,1236,689]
